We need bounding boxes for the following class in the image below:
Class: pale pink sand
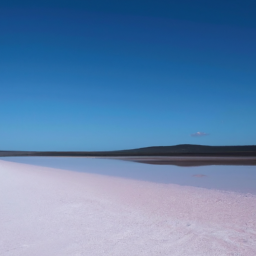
[0,160,256,256]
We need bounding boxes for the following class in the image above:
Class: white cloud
[191,132,209,137]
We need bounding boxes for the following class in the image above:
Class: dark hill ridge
[114,144,256,155]
[0,144,256,157]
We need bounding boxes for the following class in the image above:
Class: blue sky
[1,1,256,150]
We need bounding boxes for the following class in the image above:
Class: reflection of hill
[118,156,256,167]
[1,144,256,157]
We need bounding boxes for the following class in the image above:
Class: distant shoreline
[0,152,256,167]
[1,152,256,157]
[1,144,256,158]
[1,144,256,166]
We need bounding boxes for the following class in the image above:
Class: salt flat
[0,160,256,256]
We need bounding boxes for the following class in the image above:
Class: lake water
[1,156,256,194]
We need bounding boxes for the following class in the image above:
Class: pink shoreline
[1,160,256,255]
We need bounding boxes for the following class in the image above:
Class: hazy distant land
[1,144,256,166]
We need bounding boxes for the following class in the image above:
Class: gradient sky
[1,0,256,151]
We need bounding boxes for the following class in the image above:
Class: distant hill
[113,144,256,155]
[1,144,256,157]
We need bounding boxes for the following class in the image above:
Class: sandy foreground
[0,160,256,256]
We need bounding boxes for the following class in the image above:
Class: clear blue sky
[1,0,256,150]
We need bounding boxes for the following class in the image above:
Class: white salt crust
[0,160,256,256]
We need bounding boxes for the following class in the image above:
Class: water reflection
[1,157,256,194]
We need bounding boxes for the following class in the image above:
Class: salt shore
[1,160,256,256]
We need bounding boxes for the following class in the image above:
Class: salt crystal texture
[0,160,256,256]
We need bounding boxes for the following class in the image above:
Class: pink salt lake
[1,157,256,255]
